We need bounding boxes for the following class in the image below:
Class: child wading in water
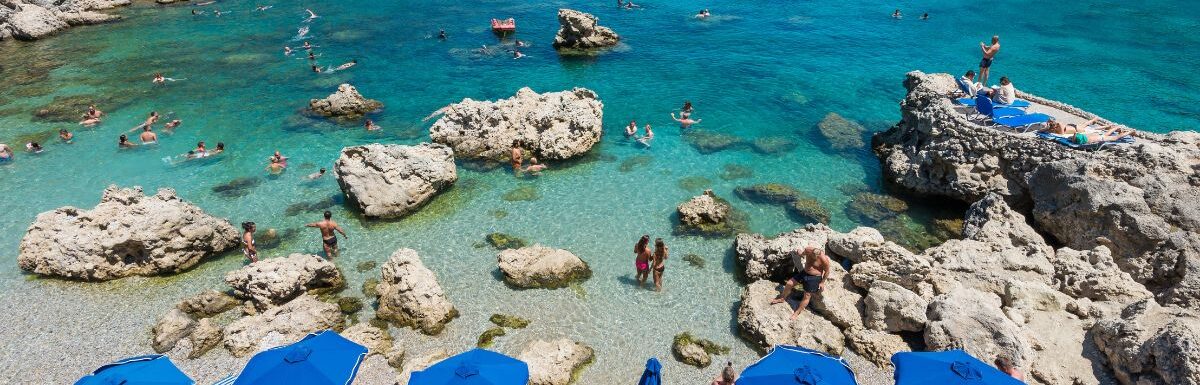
[634,235,651,288]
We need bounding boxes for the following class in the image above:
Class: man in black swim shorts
[306,210,348,259]
[770,245,833,320]
[979,35,1000,87]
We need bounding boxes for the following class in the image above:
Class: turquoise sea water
[0,0,1197,383]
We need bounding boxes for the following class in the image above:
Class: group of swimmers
[508,141,549,176]
[891,9,930,20]
[623,101,701,147]
[615,0,642,10]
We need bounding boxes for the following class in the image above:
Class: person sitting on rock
[994,356,1025,381]
[769,245,831,320]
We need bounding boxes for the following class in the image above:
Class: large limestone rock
[817,112,866,151]
[864,281,927,332]
[150,308,196,353]
[1093,299,1200,385]
[810,263,865,330]
[873,70,1200,308]
[224,253,345,309]
[1052,246,1152,305]
[924,288,1031,368]
[187,318,223,359]
[308,83,382,118]
[736,280,845,354]
[552,9,619,50]
[221,294,343,357]
[341,323,393,356]
[176,290,239,318]
[497,245,591,289]
[428,87,603,161]
[676,190,745,237]
[333,143,457,218]
[844,327,911,368]
[375,248,458,335]
[0,0,127,41]
[923,194,1054,294]
[734,224,835,282]
[17,186,240,281]
[518,338,595,385]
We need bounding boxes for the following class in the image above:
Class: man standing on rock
[979,35,1000,87]
[306,211,347,259]
[770,245,831,320]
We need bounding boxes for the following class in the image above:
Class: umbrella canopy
[75,354,194,385]
[637,358,663,385]
[893,350,1026,385]
[737,345,857,385]
[234,330,368,385]
[409,348,529,385]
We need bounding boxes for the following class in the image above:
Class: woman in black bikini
[652,238,668,292]
[241,222,258,262]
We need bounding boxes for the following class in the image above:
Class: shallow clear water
[0,0,1196,383]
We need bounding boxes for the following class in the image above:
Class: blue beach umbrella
[892,350,1025,385]
[409,348,529,385]
[233,330,368,385]
[637,357,663,385]
[737,345,858,385]
[75,354,194,385]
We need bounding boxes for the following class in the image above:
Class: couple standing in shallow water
[634,235,668,291]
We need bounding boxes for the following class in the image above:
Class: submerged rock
[519,338,595,385]
[486,232,528,250]
[735,183,803,204]
[308,83,382,119]
[751,136,798,155]
[31,94,109,122]
[428,87,603,161]
[333,143,457,218]
[671,332,730,368]
[676,190,747,238]
[489,314,531,328]
[845,192,909,223]
[224,253,345,309]
[618,155,652,172]
[374,248,458,335]
[498,245,592,289]
[683,129,745,154]
[552,9,620,50]
[682,253,706,268]
[211,176,262,198]
[18,186,239,281]
[477,327,506,348]
[817,112,866,151]
[718,163,754,180]
[786,197,831,225]
[502,184,541,201]
[676,176,712,192]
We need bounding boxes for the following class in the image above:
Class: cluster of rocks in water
[333,143,458,219]
[308,83,383,119]
[552,9,620,51]
[675,189,748,237]
[0,0,128,41]
[428,87,604,162]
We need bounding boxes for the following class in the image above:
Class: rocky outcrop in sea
[308,83,383,119]
[333,143,457,218]
[18,186,239,281]
[0,0,128,41]
[552,9,619,50]
[428,87,603,161]
[497,245,591,289]
[375,248,458,335]
[223,253,345,310]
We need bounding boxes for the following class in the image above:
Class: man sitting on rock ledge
[769,246,831,320]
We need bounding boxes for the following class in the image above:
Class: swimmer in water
[80,105,103,126]
[625,120,638,137]
[892,9,902,19]
[211,142,225,155]
[284,46,293,55]
[515,40,527,48]
[191,9,202,16]
[119,135,137,148]
[269,150,288,165]
[266,157,286,173]
[305,8,318,21]
[303,41,312,50]
[365,119,381,131]
[26,142,43,153]
[308,168,327,179]
[308,51,316,60]
[696,9,711,18]
[164,119,182,130]
[513,49,525,59]
[671,112,701,128]
[524,157,548,174]
[139,126,158,144]
[213,9,224,17]
[311,64,322,73]
[0,144,12,160]
[193,141,207,157]
[129,111,160,132]
[438,29,447,40]
[921,12,929,20]
[255,5,271,11]
[153,73,165,84]
[638,124,654,146]
[681,101,694,116]
[333,59,357,71]
[59,129,73,142]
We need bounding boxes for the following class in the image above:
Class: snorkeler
[670,112,701,128]
[365,119,381,131]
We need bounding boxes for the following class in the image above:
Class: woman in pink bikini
[634,235,651,288]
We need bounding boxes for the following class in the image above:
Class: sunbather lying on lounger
[1041,117,1102,135]
[1070,126,1134,145]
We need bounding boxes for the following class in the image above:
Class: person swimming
[696,9,711,18]
[308,51,317,60]
[119,135,136,148]
[513,49,525,59]
[164,119,182,130]
[191,141,207,157]
[152,73,165,84]
[308,168,327,179]
[284,46,293,55]
[211,142,225,155]
[438,29,447,40]
[267,158,286,173]
[26,142,43,153]
[638,124,654,146]
[515,40,527,48]
[59,129,73,142]
[191,9,201,15]
[0,144,12,161]
[296,25,310,40]
[671,112,701,128]
[625,120,638,137]
[892,9,902,19]
[523,157,548,174]
[269,150,288,165]
[255,5,272,11]
[921,12,929,20]
[311,64,322,73]
[681,101,694,115]
[139,126,158,144]
[333,59,357,71]
[365,119,381,131]
[304,8,318,21]
[80,104,103,126]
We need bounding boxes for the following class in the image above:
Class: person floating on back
[306,211,347,259]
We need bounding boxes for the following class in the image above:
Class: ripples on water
[0,0,1196,383]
